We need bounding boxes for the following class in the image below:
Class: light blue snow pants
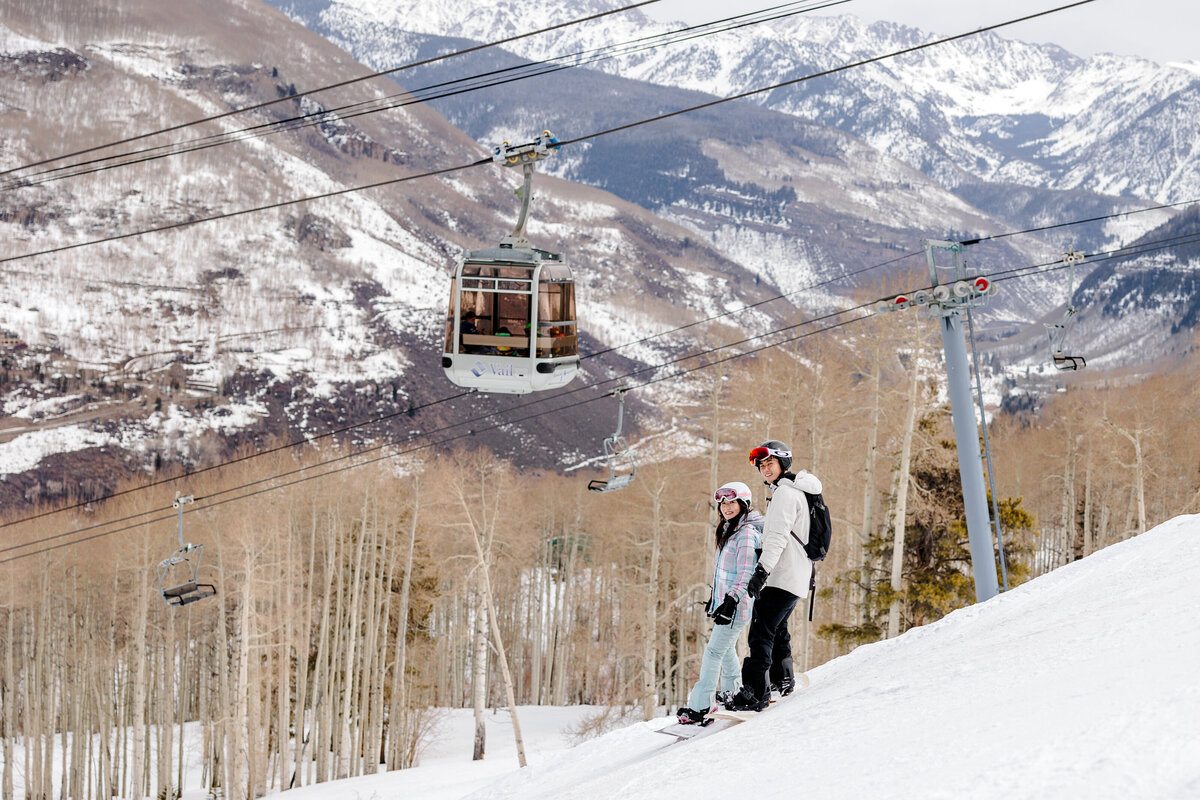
[685,615,749,712]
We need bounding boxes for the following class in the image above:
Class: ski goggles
[714,487,741,502]
[748,446,790,466]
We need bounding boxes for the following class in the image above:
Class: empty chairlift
[588,389,637,493]
[1047,248,1087,371]
[157,493,217,607]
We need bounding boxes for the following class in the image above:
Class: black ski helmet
[750,440,792,472]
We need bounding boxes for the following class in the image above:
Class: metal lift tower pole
[924,240,999,602]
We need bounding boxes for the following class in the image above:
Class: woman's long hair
[714,501,749,551]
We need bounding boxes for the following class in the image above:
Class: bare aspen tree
[3,565,14,800]
[387,475,420,769]
[637,474,668,720]
[1104,418,1149,536]
[887,342,923,639]
[130,541,151,800]
[449,455,527,766]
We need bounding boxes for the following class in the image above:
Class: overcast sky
[645,0,1199,65]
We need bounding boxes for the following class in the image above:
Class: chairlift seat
[588,474,633,493]
[161,581,217,606]
[1053,353,1086,371]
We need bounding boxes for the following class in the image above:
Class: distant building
[0,329,22,347]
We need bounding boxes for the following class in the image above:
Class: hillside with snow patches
[2,0,1198,497]
[0,0,800,499]
[23,513,1187,800]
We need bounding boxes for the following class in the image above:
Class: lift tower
[876,240,1000,602]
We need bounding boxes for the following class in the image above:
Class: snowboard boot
[769,676,795,701]
[676,706,708,725]
[724,687,769,712]
[714,690,735,707]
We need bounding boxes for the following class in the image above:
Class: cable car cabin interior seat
[443,241,580,394]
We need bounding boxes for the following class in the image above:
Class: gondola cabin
[442,240,579,394]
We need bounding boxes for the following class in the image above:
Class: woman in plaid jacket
[676,481,764,724]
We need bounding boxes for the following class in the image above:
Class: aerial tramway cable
[0,0,666,179]
[1,0,853,191]
[6,229,1199,565]
[1,0,1099,267]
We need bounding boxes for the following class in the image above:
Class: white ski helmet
[714,481,752,505]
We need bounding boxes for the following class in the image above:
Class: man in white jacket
[724,440,823,712]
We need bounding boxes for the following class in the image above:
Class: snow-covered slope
[243,515,1200,799]
[468,514,1200,799]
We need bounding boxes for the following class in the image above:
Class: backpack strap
[808,564,817,622]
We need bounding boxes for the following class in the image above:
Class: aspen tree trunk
[388,478,420,769]
[276,532,293,793]
[1107,422,1148,535]
[337,491,369,779]
[232,578,252,798]
[469,542,529,768]
[1062,422,1077,563]
[292,507,317,789]
[130,556,151,800]
[887,345,922,639]
[2,568,15,800]
[709,375,722,531]
[1083,450,1094,557]
[215,549,233,798]
[857,356,883,629]
[641,481,665,720]
[160,609,177,799]
[366,501,390,773]
[529,540,545,705]
[313,520,339,784]
[470,585,489,761]
[551,539,578,706]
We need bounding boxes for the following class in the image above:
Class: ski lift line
[0,1,1100,267]
[0,385,475,533]
[958,197,1200,248]
[3,0,853,191]
[0,0,667,179]
[0,158,491,266]
[7,223,1193,548]
[2,302,881,562]
[7,222,1194,539]
[3,247,912,531]
[551,0,1098,150]
[581,249,923,361]
[7,231,1200,565]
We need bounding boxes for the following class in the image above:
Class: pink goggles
[714,487,741,502]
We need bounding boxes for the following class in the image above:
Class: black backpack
[803,491,832,561]
[785,490,831,561]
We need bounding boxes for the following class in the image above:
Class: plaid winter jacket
[709,510,765,624]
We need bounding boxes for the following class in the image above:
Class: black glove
[746,564,769,599]
[710,594,738,625]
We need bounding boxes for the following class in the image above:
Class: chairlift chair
[157,494,216,607]
[441,131,580,394]
[1047,248,1087,371]
[588,390,637,493]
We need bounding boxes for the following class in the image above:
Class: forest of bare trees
[2,318,1198,800]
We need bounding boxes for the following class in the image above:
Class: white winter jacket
[758,470,823,598]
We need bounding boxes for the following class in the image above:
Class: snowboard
[708,673,812,723]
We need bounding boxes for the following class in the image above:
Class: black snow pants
[740,586,799,701]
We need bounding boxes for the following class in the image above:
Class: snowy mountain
[16,513,1198,799]
[278,0,1199,340]
[3,0,1198,499]
[0,0,802,501]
